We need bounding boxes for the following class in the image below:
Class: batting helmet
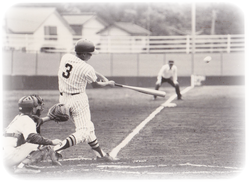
[75,39,98,54]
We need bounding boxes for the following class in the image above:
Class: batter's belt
[60,92,80,96]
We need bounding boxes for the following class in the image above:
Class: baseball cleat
[14,166,41,174]
[96,153,120,162]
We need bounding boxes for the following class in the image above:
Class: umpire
[154,60,182,100]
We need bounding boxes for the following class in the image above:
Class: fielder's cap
[168,60,174,64]
[75,39,98,54]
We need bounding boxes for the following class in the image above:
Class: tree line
[18,2,244,35]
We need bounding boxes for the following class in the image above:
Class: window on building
[44,26,57,40]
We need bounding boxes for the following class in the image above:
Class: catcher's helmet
[75,39,98,54]
[18,95,44,115]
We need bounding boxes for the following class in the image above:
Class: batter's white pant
[59,93,97,144]
[3,143,39,167]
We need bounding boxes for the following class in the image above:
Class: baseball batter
[155,60,182,100]
[53,39,117,161]
[3,95,61,173]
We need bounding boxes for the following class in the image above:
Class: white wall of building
[98,26,147,52]
[82,18,106,44]
[32,13,74,52]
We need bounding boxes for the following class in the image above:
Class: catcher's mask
[18,95,44,116]
[31,94,44,116]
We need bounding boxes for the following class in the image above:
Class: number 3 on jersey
[62,63,73,79]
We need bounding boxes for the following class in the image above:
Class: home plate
[162,103,177,107]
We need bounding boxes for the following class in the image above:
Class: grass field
[2,85,245,180]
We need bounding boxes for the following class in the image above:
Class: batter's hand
[95,71,109,82]
[98,77,109,82]
[52,139,62,145]
[101,77,109,82]
[108,80,115,87]
[156,80,161,86]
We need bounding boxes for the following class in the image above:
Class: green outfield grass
[2,86,245,179]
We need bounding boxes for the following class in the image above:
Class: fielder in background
[154,60,182,100]
[3,95,62,174]
[53,39,118,161]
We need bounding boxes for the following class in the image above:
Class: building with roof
[62,13,108,43]
[62,16,152,52]
[4,7,151,53]
[97,22,151,53]
[5,7,75,52]
[97,22,151,36]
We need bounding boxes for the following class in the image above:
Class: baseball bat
[115,83,166,97]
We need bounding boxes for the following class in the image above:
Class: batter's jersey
[58,54,97,94]
[4,114,37,147]
[157,64,178,83]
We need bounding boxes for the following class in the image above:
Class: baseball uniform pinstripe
[54,39,118,161]
[58,53,97,144]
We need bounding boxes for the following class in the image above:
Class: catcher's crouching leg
[22,146,62,166]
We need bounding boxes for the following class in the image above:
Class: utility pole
[191,3,196,75]
[147,3,151,35]
[3,3,9,34]
[146,3,151,53]
[211,10,217,35]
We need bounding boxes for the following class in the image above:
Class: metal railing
[2,34,244,54]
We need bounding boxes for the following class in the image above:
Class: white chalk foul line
[158,163,246,170]
[51,163,241,175]
[95,162,242,171]
[109,105,164,158]
[95,169,240,175]
[109,86,194,158]
[178,163,243,170]
[96,164,155,169]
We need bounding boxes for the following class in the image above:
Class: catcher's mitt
[47,103,70,122]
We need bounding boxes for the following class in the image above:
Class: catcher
[3,95,66,174]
